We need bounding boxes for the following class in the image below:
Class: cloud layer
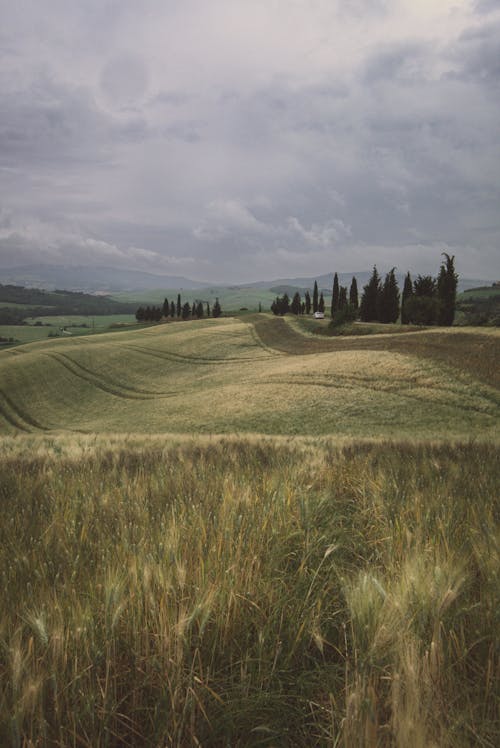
[1,0,499,282]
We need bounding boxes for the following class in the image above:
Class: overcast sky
[0,0,499,283]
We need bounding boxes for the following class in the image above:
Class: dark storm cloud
[0,0,499,282]
[450,20,500,86]
[473,0,500,14]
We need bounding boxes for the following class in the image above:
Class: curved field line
[125,344,261,366]
[54,352,167,396]
[0,389,50,432]
[0,394,31,432]
[259,376,497,417]
[45,353,168,401]
[248,316,500,389]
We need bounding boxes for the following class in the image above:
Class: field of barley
[0,316,499,746]
[0,315,499,439]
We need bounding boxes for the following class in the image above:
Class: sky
[0,0,499,283]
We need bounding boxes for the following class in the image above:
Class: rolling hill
[1,315,498,440]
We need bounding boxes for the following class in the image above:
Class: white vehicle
[313,311,325,319]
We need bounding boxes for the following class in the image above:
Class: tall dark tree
[181,302,191,320]
[437,253,458,326]
[359,266,381,322]
[196,301,204,319]
[331,273,339,317]
[170,301,175,318]
[378,268,399,323]
[213,298,222,318]
[176,294,182,318]
[206,302,211,317]
[258,302,262,313]
[162,297,170,318]
[312,281,319,313]
[290,291,302,315]
[135,306,145,322]
[349,277,359,310]
[192,301,197,317]
[405,275,438,325]
[305,290,311,315]
[401,272,413,324]
[318,292,325,313]
[338,286,348,310]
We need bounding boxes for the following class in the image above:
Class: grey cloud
[473,0,500,14]
[100,52,149,107]
[0,1,499,282]
[449,20,500,86]
[361,41,431,84]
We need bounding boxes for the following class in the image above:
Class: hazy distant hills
[0,263,491,294]
[0,264,209,292]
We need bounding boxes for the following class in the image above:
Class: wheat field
[0,316,498,439]
[0,317,499,746]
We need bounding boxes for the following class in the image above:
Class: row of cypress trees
[271,277,359,317]
[270,253,457,326]
[136,295,222,322]
[360,254,458,325]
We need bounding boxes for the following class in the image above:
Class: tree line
[271,253,458,326]
[136,295,222,322]
[271,277,359,320]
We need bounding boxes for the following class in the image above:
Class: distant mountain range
[0,265,209,292]
[0,263,491,295]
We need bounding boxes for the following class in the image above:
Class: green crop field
[0,315,138,345]
[0,315,499,746]
[0,315,498,439]
[112,286,281,311]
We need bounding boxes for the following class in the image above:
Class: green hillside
[1,315,498,440]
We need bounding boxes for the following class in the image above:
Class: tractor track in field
[124,344,266,366]
[0,389,49,432]
[259,375,498,416]
[46,352,174,401]
[247,315,500,390]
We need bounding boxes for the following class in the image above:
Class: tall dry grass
[0,438,498,746]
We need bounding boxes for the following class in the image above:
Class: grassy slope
[0,315,498,439]
[0,438,498,746]
[1,319,499,745]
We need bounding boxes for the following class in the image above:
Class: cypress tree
[206,302,211,317]
[406,275,438,325]
[170,301,175,318]
[378,268,399,323]
[192,301,197,317]
[305,290,311,315]
[213,298,222,318]
[318,292,325,313]
[182,302,191,320]
[291,292,301,315]
[331,273,339,317]
[162,297,169,317]
[145,305,152,321]
[176,294,182,318]
[401,272,413,324]
[359,266,381,321]
[349,277,358,309]
[312,281,319,313]
[338,286,348,310]
[437,253,458,326]
[196,301,204,318]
